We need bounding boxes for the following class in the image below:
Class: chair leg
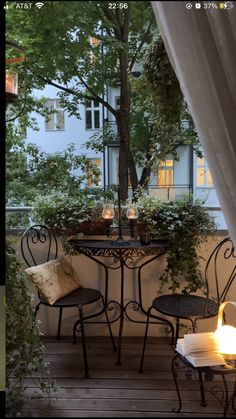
[175,318,180,347]
[57,307,63,340]
[78,305,89,378]
[73,319,78,344]
[139,307,151,373]
[35,302,42,318]
[198,370,207,407]
[101,296,117,353]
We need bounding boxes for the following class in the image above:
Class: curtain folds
[151,1,236,246]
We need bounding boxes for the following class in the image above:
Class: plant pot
[137,223,151,245]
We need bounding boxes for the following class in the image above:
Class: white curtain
[151,1,236,246]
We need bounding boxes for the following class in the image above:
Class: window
[196,157,213,187]
[87,158,101,187]
[89,36,100,63]
[158,160,174,186]
[45,99,65,130]
[85,100,100,130]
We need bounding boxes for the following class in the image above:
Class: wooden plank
[18,337,236,418]
[20,410,222,418]
[23,386,228,402]
[21,398,226,414]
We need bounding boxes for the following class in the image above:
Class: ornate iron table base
[66,239,169,365]
[172,353,236,417]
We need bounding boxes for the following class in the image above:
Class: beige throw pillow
[25,256,82,305]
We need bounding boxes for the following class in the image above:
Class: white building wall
[26,86,104,183]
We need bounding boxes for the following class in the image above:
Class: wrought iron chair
[21,224,116,377]
[139,236,236,372]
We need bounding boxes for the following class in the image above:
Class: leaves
[6,241,56,415]
[135,193,217,294]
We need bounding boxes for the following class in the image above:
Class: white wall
[26,86,104,180]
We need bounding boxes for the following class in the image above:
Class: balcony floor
[21,336,236,417]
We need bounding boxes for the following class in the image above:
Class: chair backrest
[205,236,236,304]
[21,225,58,268]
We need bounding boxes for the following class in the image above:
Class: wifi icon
[35,2,45,8]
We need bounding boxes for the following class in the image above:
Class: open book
[176,332,226,367]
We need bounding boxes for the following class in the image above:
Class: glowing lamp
[6,41,25,105]
[215,301,236,360]
[102,203,115,237]
[126,205,139,220]
[102,203,115,219]
[6,70,19,103]
[126,204,139,238]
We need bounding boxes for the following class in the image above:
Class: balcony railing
[5,191,228,232]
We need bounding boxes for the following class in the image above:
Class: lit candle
[102,203,115,220]
[126,205,139,220]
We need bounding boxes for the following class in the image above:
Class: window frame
[45,99,65,131]
[157,159,174,187]
[86,158,102,187]
[85,100,101,130]
[196,157,213,188]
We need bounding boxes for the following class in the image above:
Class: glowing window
[196,157,213,187]
[87,158,101,187]
[158,160,174,186]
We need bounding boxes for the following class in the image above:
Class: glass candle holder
[102,203,115,237]
[126,205,139,238]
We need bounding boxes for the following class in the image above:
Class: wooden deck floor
[21,336,236,417]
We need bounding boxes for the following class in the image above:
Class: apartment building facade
[26,84,227,230]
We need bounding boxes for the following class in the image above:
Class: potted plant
[135,192,217,294]
[31,187,116,236]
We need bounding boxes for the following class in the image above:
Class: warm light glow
[6,70,18,95]
[102,203,115,220]
[215,301,236,359]
[126,205,139,219]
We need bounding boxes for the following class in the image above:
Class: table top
[66,238,168,258]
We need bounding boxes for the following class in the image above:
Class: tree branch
[39,75,118,118]
[129,18,156,72]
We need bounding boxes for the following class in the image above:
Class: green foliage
[6,241,57,416]
[130,40,202,173]
[144,36,183,126]
[31,188,116,233]
[6,141,100,207]
[135,193,217,294]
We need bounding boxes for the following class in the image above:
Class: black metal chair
[21,224,116,377]
[139,236,236,372]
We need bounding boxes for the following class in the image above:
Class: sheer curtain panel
[151,1,236,246]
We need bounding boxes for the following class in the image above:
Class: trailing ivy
[136,193,217,294]
[144,36,183,126]
[6,241,57,416]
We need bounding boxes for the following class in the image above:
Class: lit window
[85,100,100,130]
[89,37,100,63]
[45,99,65,131]
[158,160,174,186]
[87,159,101,187]
[196,157,213,187]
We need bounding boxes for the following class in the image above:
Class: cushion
[25,256,82,305]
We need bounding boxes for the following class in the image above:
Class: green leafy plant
[31,187,116,234]
[135,193,217,294]
[6,240,58,416]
